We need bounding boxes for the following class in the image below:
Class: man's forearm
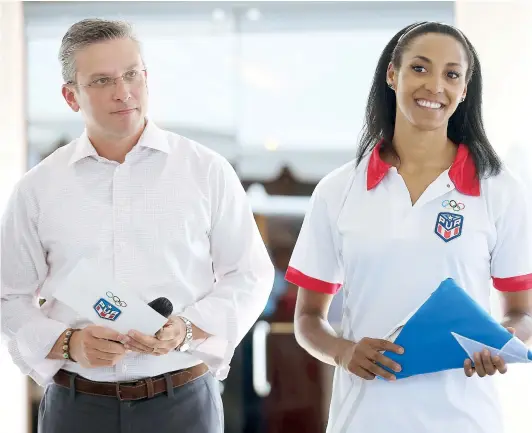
[501,311,532,345]
[172,315,211,341]
[2,294,69,361]
[46,329,71,360]
[295,314,354,367]
[191,323,211,341]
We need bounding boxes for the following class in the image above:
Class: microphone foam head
[148,297,174,318]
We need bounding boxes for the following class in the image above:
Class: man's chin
[109,116,145,136]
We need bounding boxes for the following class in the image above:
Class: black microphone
[148,297,174,318]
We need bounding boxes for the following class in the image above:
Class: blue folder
[380,278,532,379]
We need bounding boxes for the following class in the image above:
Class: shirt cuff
[181,307,238,381]
[187,336,234,380]
[8,318,68,386]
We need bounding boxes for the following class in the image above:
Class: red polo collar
[366,140,480,196]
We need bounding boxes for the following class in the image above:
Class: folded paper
[380,278,532,379]
[53,258,168,335]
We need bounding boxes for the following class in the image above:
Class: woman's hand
[337,337,404,381]
[464,327,515,377]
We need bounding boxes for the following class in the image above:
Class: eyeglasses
[67,68,147,89]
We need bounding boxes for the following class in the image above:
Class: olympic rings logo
[442,199,465,212]
[106,291,127,308]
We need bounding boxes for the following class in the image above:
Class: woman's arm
[294,287,403,381]
[500,291,532,345]
[294,288,353,366]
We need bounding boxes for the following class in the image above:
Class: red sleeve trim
[285,266,341,294]
[492,274,532,292]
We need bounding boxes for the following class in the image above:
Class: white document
[52,259,168,336]
[451,332,532,364]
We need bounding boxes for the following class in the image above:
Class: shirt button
[122,365,128,373]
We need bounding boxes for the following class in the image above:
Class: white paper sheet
[52,259,168,336]
[451,332,532,364]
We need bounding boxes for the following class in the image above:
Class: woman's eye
[412,65,427,73]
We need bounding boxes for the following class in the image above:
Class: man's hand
[464,327,516,378]
[337,337,404,381]
[69,325,129,368]
[125,316,186,356]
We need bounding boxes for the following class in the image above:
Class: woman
[285,22,532,433]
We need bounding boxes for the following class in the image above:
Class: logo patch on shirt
[435,212,464,242]
[93,298,122,321]
[442,199,465,212]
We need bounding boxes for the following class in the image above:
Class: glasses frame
[66,68,147,89]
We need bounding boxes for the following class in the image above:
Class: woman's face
[387,33,469,132]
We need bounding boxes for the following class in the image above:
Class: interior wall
[455,3,532,432]
[0,1,30,432]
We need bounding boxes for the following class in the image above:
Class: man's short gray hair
[58,18,140,84]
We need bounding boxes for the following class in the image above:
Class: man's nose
[112,78,131,101]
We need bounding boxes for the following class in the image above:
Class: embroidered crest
[93,298,122,321]
[435,212,464,242]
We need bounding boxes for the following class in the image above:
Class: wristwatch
[176,317,193,352]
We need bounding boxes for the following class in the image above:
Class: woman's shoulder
[481,163,527,196]
[314,159,360,200]
[480,163,530,219]
[310,157,371,222]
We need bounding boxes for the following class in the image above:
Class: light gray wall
[24,1,454,166]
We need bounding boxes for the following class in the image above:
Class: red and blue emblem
[93,298,122,321]
[435,212,464,242]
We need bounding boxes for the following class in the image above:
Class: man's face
[62,38,148,139]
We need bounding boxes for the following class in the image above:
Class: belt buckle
[115,383,128,401]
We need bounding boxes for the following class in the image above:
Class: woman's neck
[388,115,456,171]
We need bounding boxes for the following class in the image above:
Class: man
[1,18,274,433]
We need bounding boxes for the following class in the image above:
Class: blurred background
[1,1,532,432]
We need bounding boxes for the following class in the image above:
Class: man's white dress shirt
[1,119,274,386]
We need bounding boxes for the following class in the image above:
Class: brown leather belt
[53,363,209,401]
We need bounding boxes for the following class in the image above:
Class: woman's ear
[386,62,396,90]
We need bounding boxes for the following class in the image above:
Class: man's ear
[62,85,80,112]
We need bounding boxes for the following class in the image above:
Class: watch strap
[176,317,193,352]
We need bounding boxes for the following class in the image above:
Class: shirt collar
[68,130,98,165]
[68,117,170,166]
[366,139,480,196]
